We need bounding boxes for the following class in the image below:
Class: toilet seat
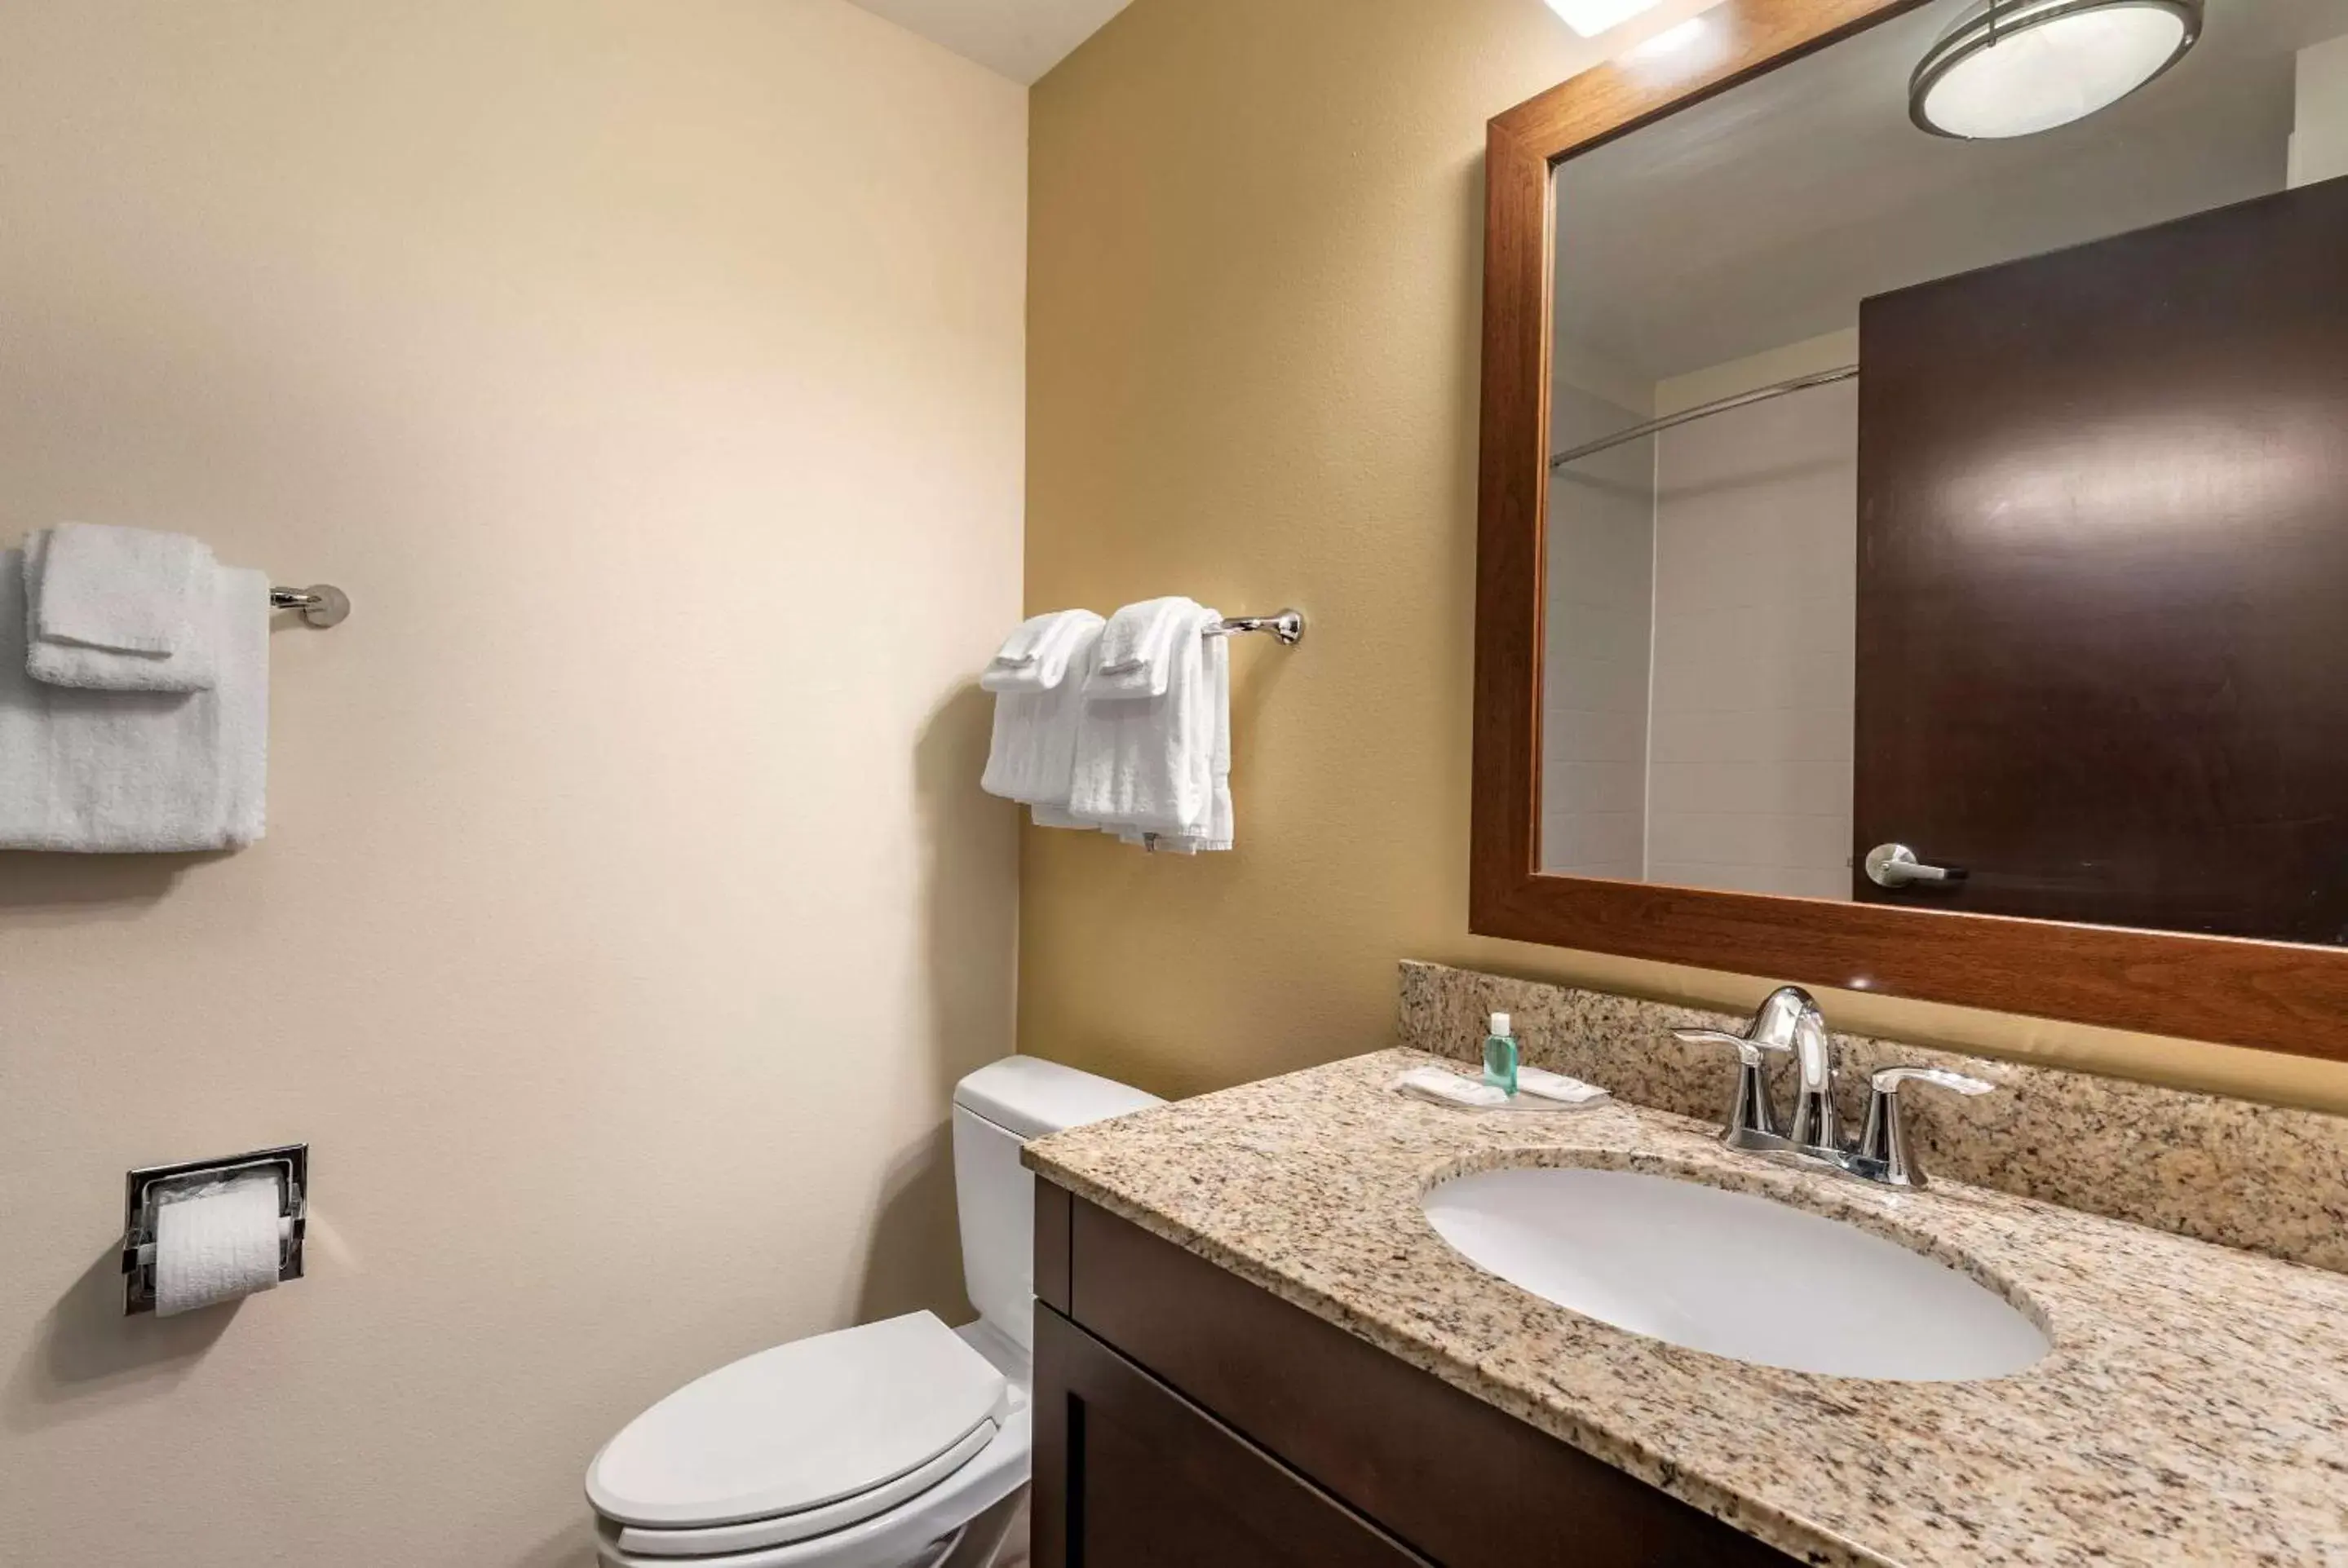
[589,1313,1032,1568]
[595,1407,1030,1568]
[609,1417,999,1557]
[589,1311,1008,1530]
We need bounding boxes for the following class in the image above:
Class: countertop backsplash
[1397,961,2348,1274]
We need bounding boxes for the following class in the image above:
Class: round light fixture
[1910,0,2203,140]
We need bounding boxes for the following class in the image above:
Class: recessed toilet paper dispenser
[120,1144,307,1316]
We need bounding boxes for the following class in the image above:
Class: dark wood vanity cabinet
[1031,1182,1796,1568]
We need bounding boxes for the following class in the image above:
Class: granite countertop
[1024,1049,2348,1568]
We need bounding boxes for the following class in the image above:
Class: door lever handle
[1864,842,1966,889]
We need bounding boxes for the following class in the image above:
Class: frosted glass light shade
[1912,0,2201,140]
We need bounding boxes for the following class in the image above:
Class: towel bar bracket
[1206,608,1304,646]
[270,585,350,629]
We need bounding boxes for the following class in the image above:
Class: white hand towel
[1126,629,1232,854]
[1086,597,1199,700]
[33,522,211,654]
[24,528,221,692]
[982,621,1105,812]
[1068,602,1227,843]
[980,610,1103,695]
[0,550,268,851]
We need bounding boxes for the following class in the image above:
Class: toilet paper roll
[153,1172,284,1318]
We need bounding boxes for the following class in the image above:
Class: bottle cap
[1489,1012,1511,1036]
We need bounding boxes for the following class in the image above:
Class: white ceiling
[846,0,1135,83]
[1555,0,2348,388]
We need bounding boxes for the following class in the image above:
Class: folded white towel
[0,550,268,851]
[1086,597,1199,700]
[1069,601,1228,845]
[1127,628,1231,854]
[980,610,1103,695]
[24,529,220,692]
[982,621,1104,812]
[33,522,211,655]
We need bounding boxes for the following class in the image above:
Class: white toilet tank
[951,1057,1163,1354]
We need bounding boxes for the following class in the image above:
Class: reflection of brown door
[1855,176,2348,943]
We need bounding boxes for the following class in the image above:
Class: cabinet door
[1031,1305,1430,1568]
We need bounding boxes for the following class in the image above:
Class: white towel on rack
[24,528,221,692]
[31,523,210,654]
[0,550,268,851]
[979,610,1103,695]
[1068,601,1229,846]
[1139,629,1232,854]
[982,620,1104,815]
[1086,597,1199,701]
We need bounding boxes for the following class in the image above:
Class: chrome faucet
[1674,987,1992,1189]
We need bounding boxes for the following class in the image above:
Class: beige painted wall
[0,4,1025,1565]
[1021,0,2348,1115]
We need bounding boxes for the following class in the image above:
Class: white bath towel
[24,528,220,692]
[982,621,1105,815]
[980,610,1103,696]
[1068,601,1229,846]
[1085,597,1199,701]
[0,550,268,851]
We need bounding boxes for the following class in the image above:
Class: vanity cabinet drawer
[1033,1305,1431,1568]
[1039,1186,1793,1568]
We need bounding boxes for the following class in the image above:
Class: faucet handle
[1670,1027,1789,1065]
[1870,1066,1992,1098]
[1673,1027,1786,1144]
[1852,1066,1994,1189]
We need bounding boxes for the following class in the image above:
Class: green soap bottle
[1481,1011,1519,1097]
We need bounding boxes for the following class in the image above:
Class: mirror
[1539,0,2348,944]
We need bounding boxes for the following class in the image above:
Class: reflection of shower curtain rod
[1548,364,1859,469]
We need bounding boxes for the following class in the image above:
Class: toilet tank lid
[953,1056,1165,1139]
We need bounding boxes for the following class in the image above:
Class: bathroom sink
[1422,1167,2049,1381]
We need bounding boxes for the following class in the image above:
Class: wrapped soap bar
[1394,1066,1510,1108]
[1514,1065,1610,1107]
[1391,1065,1612,1112]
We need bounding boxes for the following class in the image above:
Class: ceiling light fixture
[1910,0,2203,140]
[1543,0,1669,38]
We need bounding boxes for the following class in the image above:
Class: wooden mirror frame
[1470,0,2348,1063]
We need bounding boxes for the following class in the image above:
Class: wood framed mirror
[1472,0,2348,1060]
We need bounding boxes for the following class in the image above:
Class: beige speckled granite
[1025,1050,2348,1568]
[1400,961,2348,1274]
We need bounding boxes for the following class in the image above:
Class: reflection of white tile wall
[1542,384,1655,877]
[1647,381,1856,899]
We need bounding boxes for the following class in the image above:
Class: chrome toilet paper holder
[120,1144,307,1316]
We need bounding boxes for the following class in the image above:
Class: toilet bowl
[586,1057,1163,1568]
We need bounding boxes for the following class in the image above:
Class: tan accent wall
[1022,0,2348,1114]
[0,3,1025,1563]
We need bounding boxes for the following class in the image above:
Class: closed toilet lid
[587,1311,1009,1530]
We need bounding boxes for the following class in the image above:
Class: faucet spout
[1785,1002,1841,1155]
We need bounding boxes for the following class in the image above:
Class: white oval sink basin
[1422,1167,2049,1381]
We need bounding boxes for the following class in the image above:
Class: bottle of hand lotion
[1481,1011,1519,1097]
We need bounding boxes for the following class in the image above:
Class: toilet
[586,1056,1164,1568]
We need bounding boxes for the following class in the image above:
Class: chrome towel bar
[1204,609,1304,645]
